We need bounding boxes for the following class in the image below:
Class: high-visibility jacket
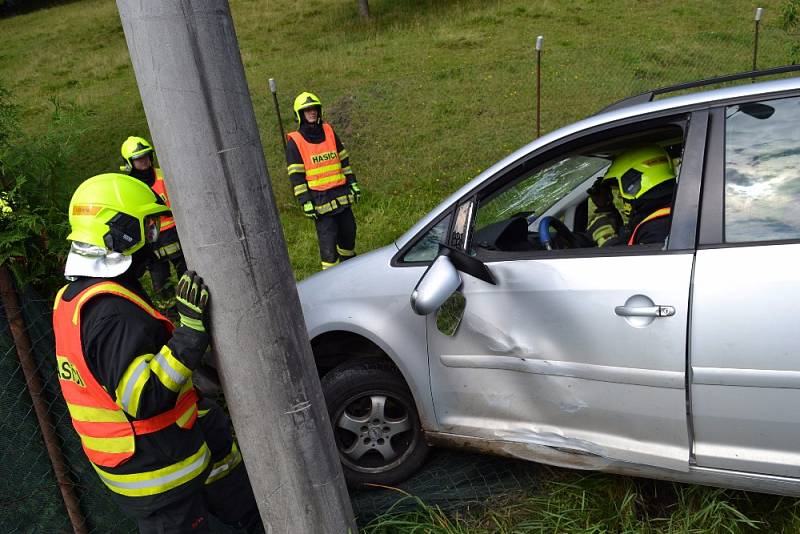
[628,207,671,245]
[53,281,209,497]
[287,123,347,192]
[151,168,177,232]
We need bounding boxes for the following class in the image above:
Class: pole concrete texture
[116,1,356,531]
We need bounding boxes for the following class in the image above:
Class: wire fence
[1,5,798,532]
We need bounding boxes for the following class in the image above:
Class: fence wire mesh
[1,3,798,532]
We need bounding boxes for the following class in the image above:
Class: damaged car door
[422,115,707,472]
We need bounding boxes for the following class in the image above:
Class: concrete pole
[115,2,356,532]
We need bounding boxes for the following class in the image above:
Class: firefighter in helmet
[587,144,676,247]
[285,92,361,270]
[120,136,186,310]
[53,174,263,532]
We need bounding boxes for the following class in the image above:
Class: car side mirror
[410,255,462,315]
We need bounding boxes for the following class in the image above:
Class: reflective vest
[628,207,671,245]
[53,281,199,469]
[287,123,347,191]
[151,169,177,231]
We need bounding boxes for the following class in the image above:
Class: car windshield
[474,155,610,232]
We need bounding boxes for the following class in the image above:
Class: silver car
[298,69,800,495]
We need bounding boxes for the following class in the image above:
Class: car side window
[725,96,800,243]
[402,213,453,263]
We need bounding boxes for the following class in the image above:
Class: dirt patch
[325,92,358,137]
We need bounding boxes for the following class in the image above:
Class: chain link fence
[2,3,798,532]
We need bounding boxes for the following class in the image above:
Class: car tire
[321,358,429,488]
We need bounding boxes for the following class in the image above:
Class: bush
[0,85,87,293]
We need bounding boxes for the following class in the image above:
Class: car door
[691,95,800,477]
[425,113,707,471]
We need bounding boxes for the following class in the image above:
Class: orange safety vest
[53,281,198,468]
[151,169,177,231]
[627,207,671,246]
[287,123,347,191]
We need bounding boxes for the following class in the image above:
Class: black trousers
[134,400,264,534]
[314,207,357,267]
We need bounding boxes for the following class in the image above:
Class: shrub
[0,86,87,293]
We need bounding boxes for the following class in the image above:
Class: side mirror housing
[410,255,462,315]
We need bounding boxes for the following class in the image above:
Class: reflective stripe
[321,260,339,270]
[72,283,162,325]
[342,166,354,175]
[53,286,68,311]
[116,355,152,417]
[305,162,341,177]
[338,149,349,160]
[68,403,129,423]
[287,163,305,174]
[314,194,353,215]
[152,346,191,392]
[156,241,181,258]
[198,408,211,418]
[175,403,197,427]
[336,246,355,257]
[93,443,211,497]
[81,434,136,454]
[307,173,346,190]
[205,442,243,485]
[293,184,308,196]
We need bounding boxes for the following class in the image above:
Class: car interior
[469,123,686,257]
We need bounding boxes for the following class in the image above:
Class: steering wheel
[538,216,581,250]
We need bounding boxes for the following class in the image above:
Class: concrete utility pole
[115,2,356,532]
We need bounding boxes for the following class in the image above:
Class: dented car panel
[427,254,693,471]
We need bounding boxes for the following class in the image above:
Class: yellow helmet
[603,145,676,201]
[292,92,322,123]
[67,173,170,255]
[120,136,154,172]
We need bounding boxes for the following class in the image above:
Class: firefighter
[285,92,361,270]
[53,173,263,533]
[120,136,186,309]
[586,144,676,246]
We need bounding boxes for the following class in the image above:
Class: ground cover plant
[2,0,799,532]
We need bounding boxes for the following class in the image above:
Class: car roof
[395,75,800,249]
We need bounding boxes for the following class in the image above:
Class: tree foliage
[0,85,86,292]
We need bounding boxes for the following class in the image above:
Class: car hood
[297,243,400,312]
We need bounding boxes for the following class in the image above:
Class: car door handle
[614,305,675,318]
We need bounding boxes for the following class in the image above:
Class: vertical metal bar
[0,267,88,534]
[753,8,763,76]
[535,36,543,138]
[269,78,287,153]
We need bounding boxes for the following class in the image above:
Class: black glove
[175,271,210,332]
[587,177,613,210]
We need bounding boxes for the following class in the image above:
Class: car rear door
[691,95,800,477]
[426,113,708,471]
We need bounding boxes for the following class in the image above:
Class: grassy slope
[2,1,798,531]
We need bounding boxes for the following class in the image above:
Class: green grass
[362,468,800,533]
[2,1,800,531]
[1,0,795,278]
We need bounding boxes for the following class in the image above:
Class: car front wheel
[321,358,429,487]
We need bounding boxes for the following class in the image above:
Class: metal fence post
[0,266,88,534]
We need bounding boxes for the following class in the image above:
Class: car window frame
[699,91,800,248]
[391,96,782,268]
[461,112,704,263]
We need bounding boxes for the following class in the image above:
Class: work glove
[349,182,361,203]
[302,201,317,220]
[587,177,613,210]
[175,271,210,333]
